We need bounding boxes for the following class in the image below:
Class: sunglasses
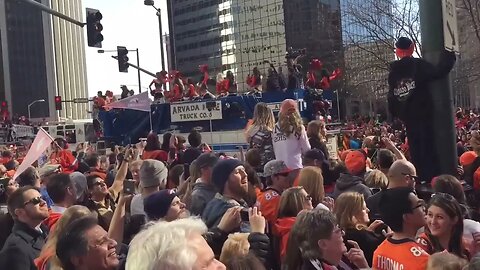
[401,173,425,184]
[23,196,44,206]
[305,195,312,201]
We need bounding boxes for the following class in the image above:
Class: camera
[286,47,306,59]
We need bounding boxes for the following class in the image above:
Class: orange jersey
[373,238,429,270]
[256,187,281,224]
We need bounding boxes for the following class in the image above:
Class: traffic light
[86,8,103,48]
[117,46,129,73]
[1,101,6,109]
[54,96,62,110]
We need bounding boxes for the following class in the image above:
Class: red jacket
[273,217,296,260]
[142,150,168,162]
[50,150,77,173]
[43,210,62,231]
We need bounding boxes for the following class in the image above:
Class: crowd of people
[2,99,480,270]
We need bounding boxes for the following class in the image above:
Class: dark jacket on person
[202,193,249,232]
[248,232,270,267]
[344,228,385,267]
[0,221,48,270]
[0,210,13,249]
[388,51,456,124]
[332,173,372,200]
[189,182,217,216]
[366,189,385,221]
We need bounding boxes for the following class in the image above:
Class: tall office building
[0,0,88,121]
[453,0,480,108]
[340,0,394,117]
[167,0,343,91]
[0,0,56,119]
[50,0,89,120]
[283,0,343,74]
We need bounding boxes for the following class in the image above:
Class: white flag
[14,128,54,180]
[104,91,152,112]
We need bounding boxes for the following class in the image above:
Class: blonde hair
[278,187,308,218]
[364,169,388,190]
[216,73,224,82]
[426,252,467,270]
[278,110,303,137]
[298,167,325,207]
[219,233,250,264]
[334,192,367,230]
[249,102,275,132]
[39,205,93,270]
[307,120,326,141]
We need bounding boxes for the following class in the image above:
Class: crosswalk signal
[86,8,103,48]
[55,96,62,110]
[117,46,129,73]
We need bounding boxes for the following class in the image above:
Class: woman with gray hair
[126,217,226,270]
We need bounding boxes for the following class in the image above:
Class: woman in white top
[272,99,310,171]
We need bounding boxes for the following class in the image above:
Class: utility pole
[419,0,457,176]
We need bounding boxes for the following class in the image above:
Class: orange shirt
[256,187,281,224]
[373,238,429,270]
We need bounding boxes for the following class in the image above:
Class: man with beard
[0,186,50,270]
[56,216,119,270]
[202,159,250,232]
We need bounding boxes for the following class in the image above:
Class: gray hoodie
[332,173,372,200]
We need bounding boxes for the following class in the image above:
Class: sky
[83,0,169,97]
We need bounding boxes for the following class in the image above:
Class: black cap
[395,37,413,50]
[196,153,219,169]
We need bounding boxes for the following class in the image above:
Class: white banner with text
[170,101,223,122]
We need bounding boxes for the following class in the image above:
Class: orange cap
[460,151,477,166]
[345,151,366,175]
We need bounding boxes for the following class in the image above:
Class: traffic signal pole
[17,0,85,27]
[419,0,457,176]
[111,56,157,78]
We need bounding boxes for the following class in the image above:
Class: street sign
[73,98,89,103]
[442,0,460,53]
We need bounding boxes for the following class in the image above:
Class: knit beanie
[139,159,168,188]
[144,189,177,221]
[211,159,243,194]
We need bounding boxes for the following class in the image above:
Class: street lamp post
[28,99,46,119]
[98,48,142,93]
[144,1,165,71]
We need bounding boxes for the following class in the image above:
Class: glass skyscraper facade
[168,0,343,91]
[340,0,394,117]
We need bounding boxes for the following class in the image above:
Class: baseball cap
[345,150,367,175]
[263,160,292,177]
[304,149,329,167]
[460,151,477,167]
[280,99,297,115]
[195,153,219,169]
